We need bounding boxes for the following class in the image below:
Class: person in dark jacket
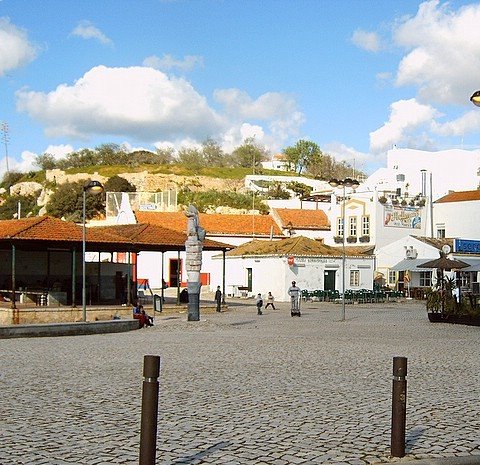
[215,286,222,312]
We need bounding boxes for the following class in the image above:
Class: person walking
[256,293,263,315]
[288,281,301,317]
[265,291,276,310]
[214,285,222,312]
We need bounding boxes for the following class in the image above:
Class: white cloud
[71,20,113,46]
[44,144,74,159]
[16,65,303,155]
[323,142,373,166]
[16,65,225,141]
[351,29,383,52]
[0,17,38,76]
[369,98,438,153]
[433,111,480,137]
[393,0,480,104]
[143,54,204,71]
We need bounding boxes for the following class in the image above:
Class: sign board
[384,205,421,229]
[287,256,295,266]
[454,239,480,254]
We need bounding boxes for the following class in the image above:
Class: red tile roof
[0,216,230,251]
[435,190,480,203]
[226,236,370,257]
[274,208,330,230]
[92,223,231,250]
[135,211,283,236]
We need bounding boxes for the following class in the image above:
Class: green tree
[286,181,312,199]
[46,180,104,222]
[57,148,99,169]
[96,143,129,166]
[0,194,40,220]
[202,138,225,166]
[266,182,291,199]
[155,147,175,164]
[282,140,321,175]
[34,153,57,171]
[1,170,24,189]
[176,147,205,170]
[104,175,136,192]
[231,137,269,170]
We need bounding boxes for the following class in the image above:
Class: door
[169,259,182,287]
[246,268,253,292]
[324,270,336,291]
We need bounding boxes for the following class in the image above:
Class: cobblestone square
[1,300,479,464]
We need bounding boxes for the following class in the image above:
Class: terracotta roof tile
[226,236,368,257]
[93,223,231,250]
[135,211,283,236]
[273,208,330,230]
[0,216,230,251]
[435,190,480,203]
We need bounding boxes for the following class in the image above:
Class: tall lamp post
[82,180,104,322]
[329,177,360,322]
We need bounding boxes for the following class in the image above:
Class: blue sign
[454,239,480,254]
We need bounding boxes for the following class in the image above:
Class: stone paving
[1,299,480,465]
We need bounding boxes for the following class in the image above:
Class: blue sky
[1,0,480,177]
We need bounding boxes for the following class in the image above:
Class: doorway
[324,270,336,291]
[169,258,182,287]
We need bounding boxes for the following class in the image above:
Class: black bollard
[391,356,407,458]
[139,355,160,465]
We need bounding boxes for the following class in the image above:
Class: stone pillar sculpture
[184,205,205,321]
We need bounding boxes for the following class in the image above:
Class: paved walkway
[1,300,479,465]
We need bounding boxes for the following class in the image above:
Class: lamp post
[470,90,480,107]
[329,177,360,321]
[82,180,104,322]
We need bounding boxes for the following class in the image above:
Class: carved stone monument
[184,205,205,321]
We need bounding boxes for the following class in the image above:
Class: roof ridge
[8,216,47,238]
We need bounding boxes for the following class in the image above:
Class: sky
[2,0,480,178]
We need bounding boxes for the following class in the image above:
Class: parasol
[416,256,469,271]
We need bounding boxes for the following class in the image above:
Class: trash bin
[153,294,162,313]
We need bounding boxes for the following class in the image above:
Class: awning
[455,258,480,272]
[390,258,433,272]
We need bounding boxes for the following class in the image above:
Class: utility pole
[1,122,10,172]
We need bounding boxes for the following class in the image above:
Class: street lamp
[329,177,360,322]
[470,90,480,107]
[82,180,104,322]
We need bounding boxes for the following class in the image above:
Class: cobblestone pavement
[1,300,480,465]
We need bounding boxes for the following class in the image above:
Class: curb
[396,456,480,465]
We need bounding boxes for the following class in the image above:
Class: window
[419,271,431,287]
[437,228,445,239]
[460,273,471,289]
[362,216,370,236]
[388,270,396,285]
[349,217,357,237]
[350,270,360,286]
[337,217,344,237]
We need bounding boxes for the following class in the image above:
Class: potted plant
[417,199,426,207]
[333,236,343,243]
[346,236,357,243]
[401,199,407,206]
[426,276,480,325]
[378,196,387,204]
[359,235,370,243]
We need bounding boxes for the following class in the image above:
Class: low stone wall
[0,319,139,339]
[0,306,135,325]
[0,303,226,325]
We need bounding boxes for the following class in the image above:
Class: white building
[364,148,480,201]
[434,190,480,240]
[215,236,375,302]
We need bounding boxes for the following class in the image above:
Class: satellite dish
[442,244,451,255]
